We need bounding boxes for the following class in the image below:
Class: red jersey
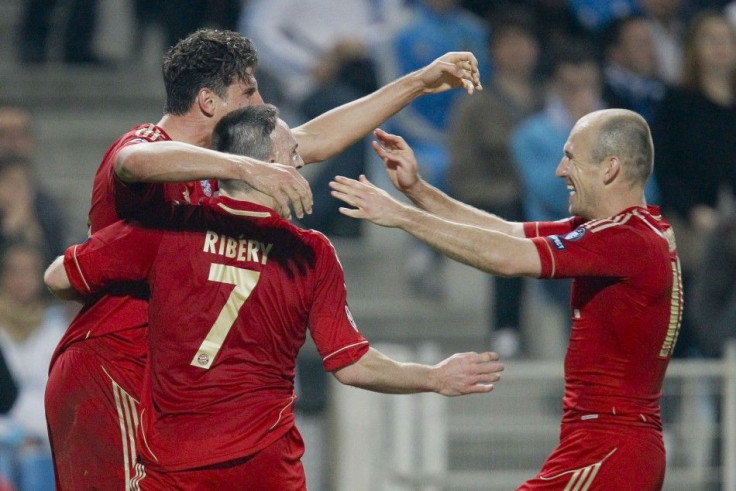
[50,124,217,381]
[63,195,369,471]
[524,205,683,429]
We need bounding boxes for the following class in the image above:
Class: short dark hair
[162,29,258,115]
[591,111,653,185]
[212,104,279,194]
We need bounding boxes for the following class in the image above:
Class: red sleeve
[63,221,162,294]
[109,139,163,220]
[307,235,369,372]
[523,217,585,238]
[530,222,649,279]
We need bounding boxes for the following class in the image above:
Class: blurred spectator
[241,0,403,237]
[652,9,736,357]
[640,0,686,84]
[0,244,65,491]
[0,155,67,268]
[510,40,603,311]
[380,0,491,298]
[297,41,380,238]
[0,106,33,160]
[600,14,668,122]
[691,188,736,358]
[447,6,542,356]
[0,350,16,416]
[133,0,242,55]
[239,0,411,108]
[567,0,641,33]
[16,0,104,64]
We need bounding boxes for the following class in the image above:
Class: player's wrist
[398,69,428,99]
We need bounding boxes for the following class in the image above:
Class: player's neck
[156,114,213,148]
[218,188,275,211]
[595,188,647,219]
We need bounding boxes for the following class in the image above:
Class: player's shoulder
[126,124,168,143]
[289,225,333,251]
[582,207,670,247]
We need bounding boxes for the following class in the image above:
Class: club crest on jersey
[345,305,358,331]
[548,235,566,250]
[564,227,586,241]
[200,180,213,197]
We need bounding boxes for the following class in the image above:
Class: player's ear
[197,88,217,117]
[603,156,620,184]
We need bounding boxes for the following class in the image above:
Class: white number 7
[190,263,261,369]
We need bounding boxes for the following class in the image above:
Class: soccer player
[43,27,483,490]
[44,104,503,489]
[329,109,682,490]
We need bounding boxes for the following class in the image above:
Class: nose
[250,90,264,105]
[555,157,568,178]
[295,154,305,169]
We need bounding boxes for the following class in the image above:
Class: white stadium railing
[330,341,736,491]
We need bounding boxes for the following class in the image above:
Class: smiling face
[270,119,304,169]
[556,116,606,219]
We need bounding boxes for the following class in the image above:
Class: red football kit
[44,124,217,490]
[518,205,682,490]
[62,195,369,489]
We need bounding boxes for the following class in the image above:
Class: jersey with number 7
[62,195,369,471]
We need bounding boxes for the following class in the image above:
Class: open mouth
[567,184,576,197]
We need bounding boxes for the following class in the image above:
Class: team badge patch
[345,305,358,331]
[564,227,586,241]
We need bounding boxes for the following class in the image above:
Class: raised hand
[371,128,420,193]
[330,174,407,228]
[415,51,483,95]
[431,351,503,396]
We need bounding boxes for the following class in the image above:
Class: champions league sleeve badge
[345,305,358,331]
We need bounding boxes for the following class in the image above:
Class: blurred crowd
[230,0,736,364]
[2,0,736,489]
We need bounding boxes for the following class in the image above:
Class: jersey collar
[208,195,280,220]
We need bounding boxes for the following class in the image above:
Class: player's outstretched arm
[332,347,502,396]
[329,174,541,277]
[44,256,82,302]
[291,52,482,164]
[115,141,312,219]
[371,128,523,236]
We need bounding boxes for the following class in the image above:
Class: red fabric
[66,195,369,470]
[45,345,144,490]
[524,206,681,427]
[50,124,217,370]
[140,426,307,490]
[517,422,665,490]
[46,124,218,487]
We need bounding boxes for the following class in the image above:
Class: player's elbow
[43,258,69,295]
[332,362,364,388]
[115,146,144,183]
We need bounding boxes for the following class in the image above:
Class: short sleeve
[531,222,648,279]
[307,235,369,372]
[64,221,161,294]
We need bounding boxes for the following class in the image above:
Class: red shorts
[140,425,307,490]
[518,422,665,490]
[45,341,145,490]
